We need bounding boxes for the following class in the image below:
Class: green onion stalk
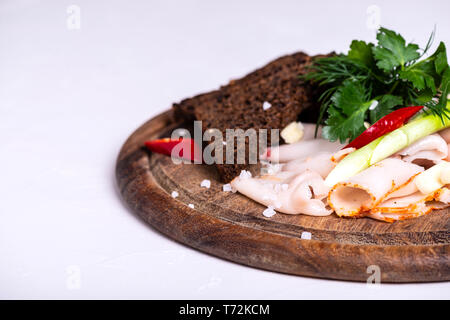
[325,101,450,187]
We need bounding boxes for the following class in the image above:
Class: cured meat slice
[327,158,424,217]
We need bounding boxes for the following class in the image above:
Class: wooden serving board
[116,110,450,283]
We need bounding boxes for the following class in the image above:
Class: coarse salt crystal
[239,170,252,180]
[301,231,312,240]
[223,184,232,192]
[188,204,195,209]
[262,101,272,110]
[262,162,282,175]
[200,179,211,189]
[263,206,277,218]
[171,191,179,198]
[369,100,379,110]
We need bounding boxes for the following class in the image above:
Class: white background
[1,0,449,299]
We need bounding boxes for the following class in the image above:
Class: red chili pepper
[344,106,424,150]
[144,138,202,163]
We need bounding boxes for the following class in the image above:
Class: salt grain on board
[188,204,195,209]
[200,179,211,189]
[171,191,179,198]
[263,206,277,218]
[301,231,312,240]
[262,101,272,111]
[223,184,232,192]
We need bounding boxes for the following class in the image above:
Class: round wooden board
[116,110,450,283]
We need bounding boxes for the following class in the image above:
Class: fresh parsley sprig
[305,27,450,143]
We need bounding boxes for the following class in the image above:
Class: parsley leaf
[323,80,370,143]
[306,26,450,143]
[348,40,375,68]
[399,42,448,94]
[428,66,450,120]
[434,42,448,74]
[372,27,420,72]
[399,62,437,93]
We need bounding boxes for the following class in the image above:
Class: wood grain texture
[116,110,450,283]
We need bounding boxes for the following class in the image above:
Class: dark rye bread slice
[173,51,324,182]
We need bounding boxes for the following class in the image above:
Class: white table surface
[1,0,449,299]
